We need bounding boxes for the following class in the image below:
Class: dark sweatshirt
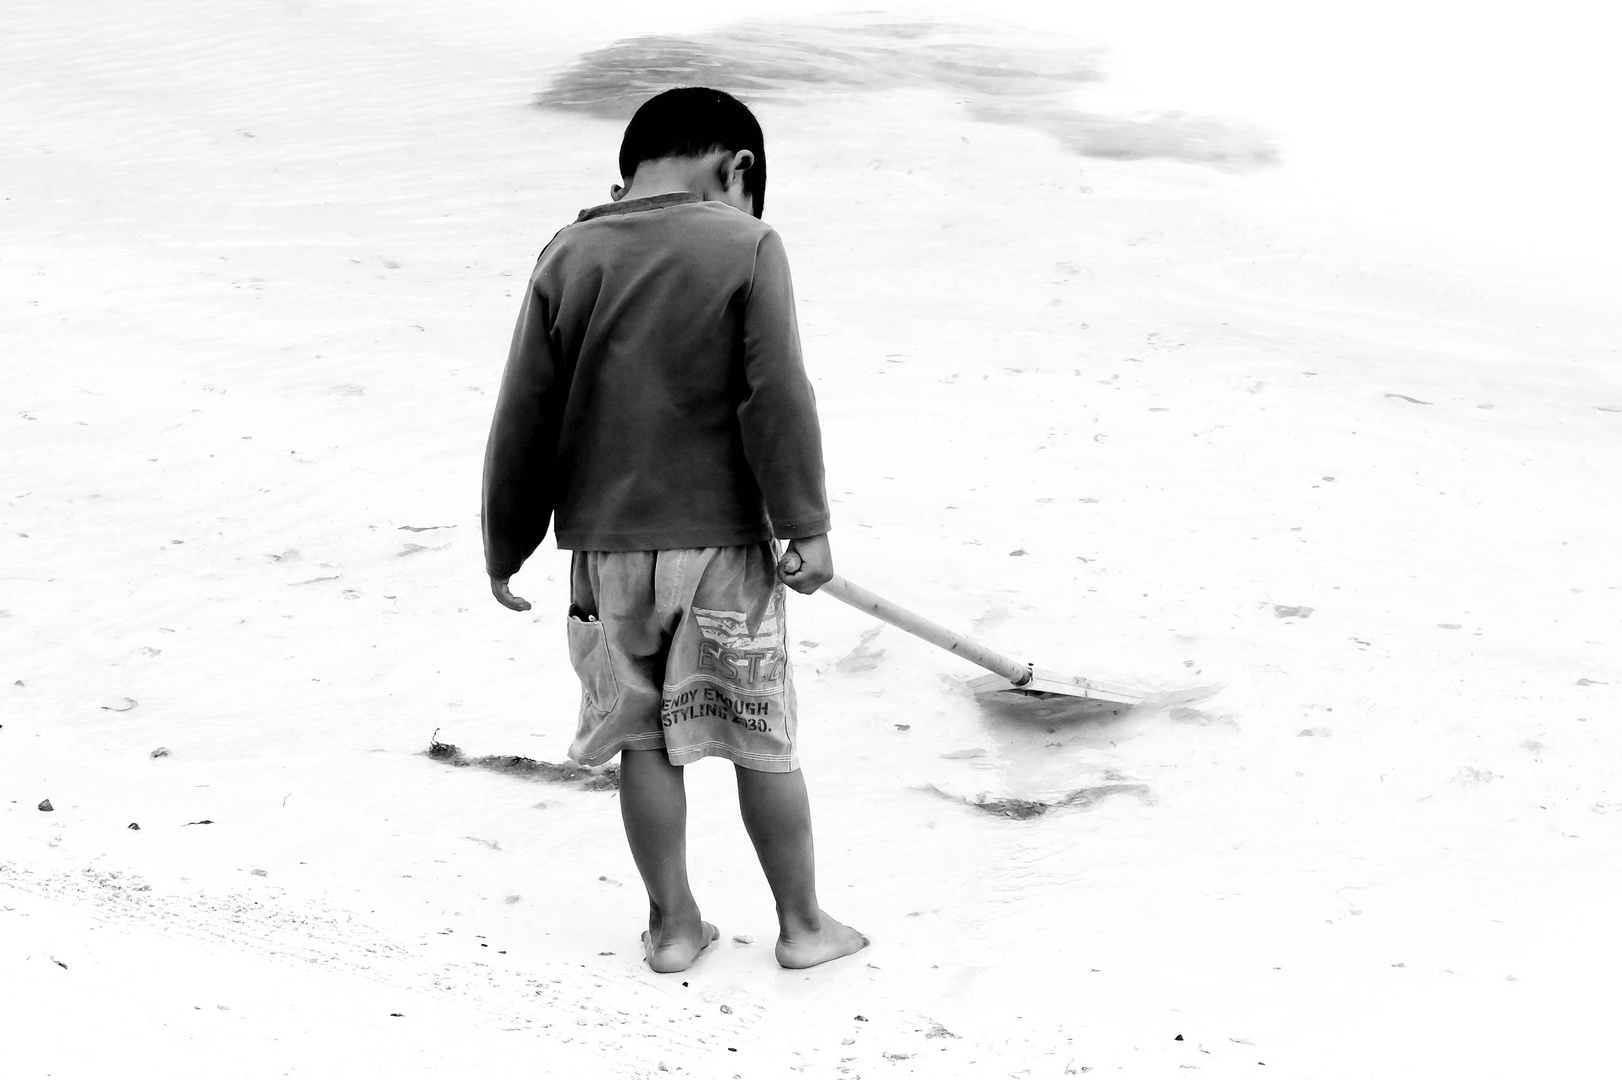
[481,192,831,578]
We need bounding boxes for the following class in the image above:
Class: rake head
[966,666,1146,706]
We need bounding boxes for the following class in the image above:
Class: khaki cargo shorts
[563,541,799,772]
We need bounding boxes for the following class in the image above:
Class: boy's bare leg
[734,766,868,969]
[618,748,717,973]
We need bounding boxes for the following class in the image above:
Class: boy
[481,87,867,973]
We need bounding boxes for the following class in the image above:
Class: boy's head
[617,87,767,218]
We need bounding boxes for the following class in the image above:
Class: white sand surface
[4,2,1620,1077]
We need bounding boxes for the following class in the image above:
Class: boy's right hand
[491,575,531,612]
[777,534,833,594]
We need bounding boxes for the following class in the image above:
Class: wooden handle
[818,575,1032,686]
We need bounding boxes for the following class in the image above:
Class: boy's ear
[717,150,754,193]
[609,182,626,202]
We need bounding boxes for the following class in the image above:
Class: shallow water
[525,0,1622,280]
[536,18,1277,166]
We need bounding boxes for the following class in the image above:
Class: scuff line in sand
[0,860,730,1061]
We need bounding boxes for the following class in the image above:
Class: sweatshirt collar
[576,191,703,222]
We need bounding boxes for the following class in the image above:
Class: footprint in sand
[834,626,885,674]
[971,606,1011,634]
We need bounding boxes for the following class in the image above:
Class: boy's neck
[609,150,756,218]
[614,158,720,204]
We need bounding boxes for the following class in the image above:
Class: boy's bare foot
[775,911,869,969]
[641,920,719,974]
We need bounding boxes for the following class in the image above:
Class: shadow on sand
[922,682,1227,819]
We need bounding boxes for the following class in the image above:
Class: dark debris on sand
[930,781,1151,820]
[426,735,620,790]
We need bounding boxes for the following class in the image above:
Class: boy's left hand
[491,576,531,611]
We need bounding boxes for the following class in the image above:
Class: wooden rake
[781,552,1146,705]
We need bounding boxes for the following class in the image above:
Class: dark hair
[618,87,767,218]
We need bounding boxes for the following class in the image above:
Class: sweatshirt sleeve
[481,274,562,579]
[737,228,832,539]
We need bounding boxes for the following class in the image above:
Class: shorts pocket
[566,614,620,715]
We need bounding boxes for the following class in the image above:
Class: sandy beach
[4,1,1620,1076]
